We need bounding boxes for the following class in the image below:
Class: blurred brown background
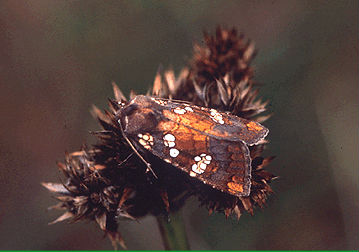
[0,0,358,250]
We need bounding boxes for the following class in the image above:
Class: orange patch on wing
[175,125,207,150]
[227,181,244,193]
[163,110,213,133]
[231,175,244,183]
[246,121,263,131]
[163,109,230,137]
[157,121,177,131]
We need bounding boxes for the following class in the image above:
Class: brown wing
[153,97,268,145]
[135,120,252,197]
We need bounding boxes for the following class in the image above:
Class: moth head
[118,97,158,135]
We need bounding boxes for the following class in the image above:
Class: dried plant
[43,26,276,249]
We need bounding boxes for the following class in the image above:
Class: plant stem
[156,211,190,250]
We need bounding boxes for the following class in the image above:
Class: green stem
[156,211,190,250]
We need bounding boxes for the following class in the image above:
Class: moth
[116,95,268,197]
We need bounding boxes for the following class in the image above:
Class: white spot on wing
[163,133,176,148]
[138,133,154,150]
[199,163,207,169]
[164,134,175,142]
[192,153,212,174]
[173,107,186,114]
[153,99,168,105]
[170,148,179,157]
[139,139,147,146]
[190,171,197,177]
[167,142,175,147]
[209,109,225,124]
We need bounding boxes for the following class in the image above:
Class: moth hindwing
[117,95,269,197]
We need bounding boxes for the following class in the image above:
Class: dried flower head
[43,26,276,248]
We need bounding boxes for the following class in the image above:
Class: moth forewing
[117,95,269,197]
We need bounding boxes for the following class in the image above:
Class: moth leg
[116,152,134,168]
[119,123,158,178]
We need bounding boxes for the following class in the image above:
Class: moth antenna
[117,152,134,168]
[117,118,158,179]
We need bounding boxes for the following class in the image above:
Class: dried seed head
[43,26,276,248]
[192,26,256,84]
